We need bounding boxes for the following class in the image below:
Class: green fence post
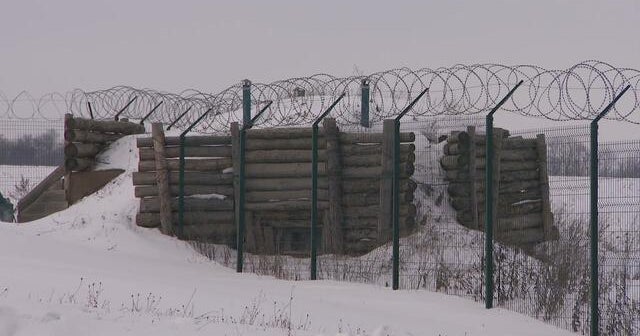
[178,107,213,238]
[237,80,253,273]
[391,87,429,290]
[589,85,630,336]
[484,80,523,308]
[311,93,346,280]
[361,79,370,128]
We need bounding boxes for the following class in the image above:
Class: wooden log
[378,119,394,243]
[341,143,414,156]
[65,116,145,134]
[245,200,328,211]
[246,127,314,139]
[139,197,233,213]
[245,149,326,163]
[65,158,94,172]
[446,131,471,144]
[244,138,325,151]
[467,126,479,230]
[138,158,232,172]
[342,178,416,193]
[132,172,233,186]
[253,219,313,228]
[342,152,415,167]
[500,148,538,161]
[245,162,324,178]
[339,132,414,144]
[246,189,328,202]
[64,143,103,158]
[245,177,328,191]
[445,138,537,155]
[440,154,468,170]
[254,211,310,221]
[152,123,173,235]
[139,146,232,160]
[135,185,234,198]
[536,134,556,240]
[343,163,413,179]
[137,135,231,147]
[322,118,344,253]
[136,211,235,228]
[64,130,124,143]
[230,122,241,244]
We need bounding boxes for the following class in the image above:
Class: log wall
[440,127,558,249]
[64,114,145,172]
[134,131,234,245]
[134,118,417,256]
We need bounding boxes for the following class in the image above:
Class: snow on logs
[64,114,145,172]
[440,126,557,248]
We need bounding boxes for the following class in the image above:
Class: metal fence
[0,118,64,213]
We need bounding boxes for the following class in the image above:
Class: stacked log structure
[64,114,145,172]
[133,118,417,257]
[134,131,235,244]
[440,126,558,249]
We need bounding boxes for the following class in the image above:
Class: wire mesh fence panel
[491,125,593,334]
[0,118,64,220]
[395,116,486,296]
[597,140,640,335]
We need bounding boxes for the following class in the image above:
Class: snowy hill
[0,135,575,336]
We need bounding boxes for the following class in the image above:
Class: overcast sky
[1,0,639,137]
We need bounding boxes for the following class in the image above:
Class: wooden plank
[378,119,394,243]
[65,115,145,134]
[132,172,233,186]
[17,165,65,216]
[137,135,231,147]
[139,197,233,213]
[138,158,232,172]
[322,118,344,254]
[152,123,173,235]
[467,126,479,230]
[139,145,232,160]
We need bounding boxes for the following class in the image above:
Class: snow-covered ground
[0,135,574,336]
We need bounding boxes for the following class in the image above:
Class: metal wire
[2,61,640,131]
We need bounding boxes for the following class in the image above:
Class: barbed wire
[2,60,639,133]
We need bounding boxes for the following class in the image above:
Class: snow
[0,135,575,335]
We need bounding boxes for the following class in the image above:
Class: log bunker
[440,126,558,249]
[134,118,417,256]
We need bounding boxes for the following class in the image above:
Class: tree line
[0,129,63,166]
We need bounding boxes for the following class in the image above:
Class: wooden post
[379,119,394,243]
[152,123,173,235]
[468,126,479,230]
[322,118,344,254]
[536,134,555,239]
[231,122,241,247]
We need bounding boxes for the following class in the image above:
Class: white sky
[1,0,639,138]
